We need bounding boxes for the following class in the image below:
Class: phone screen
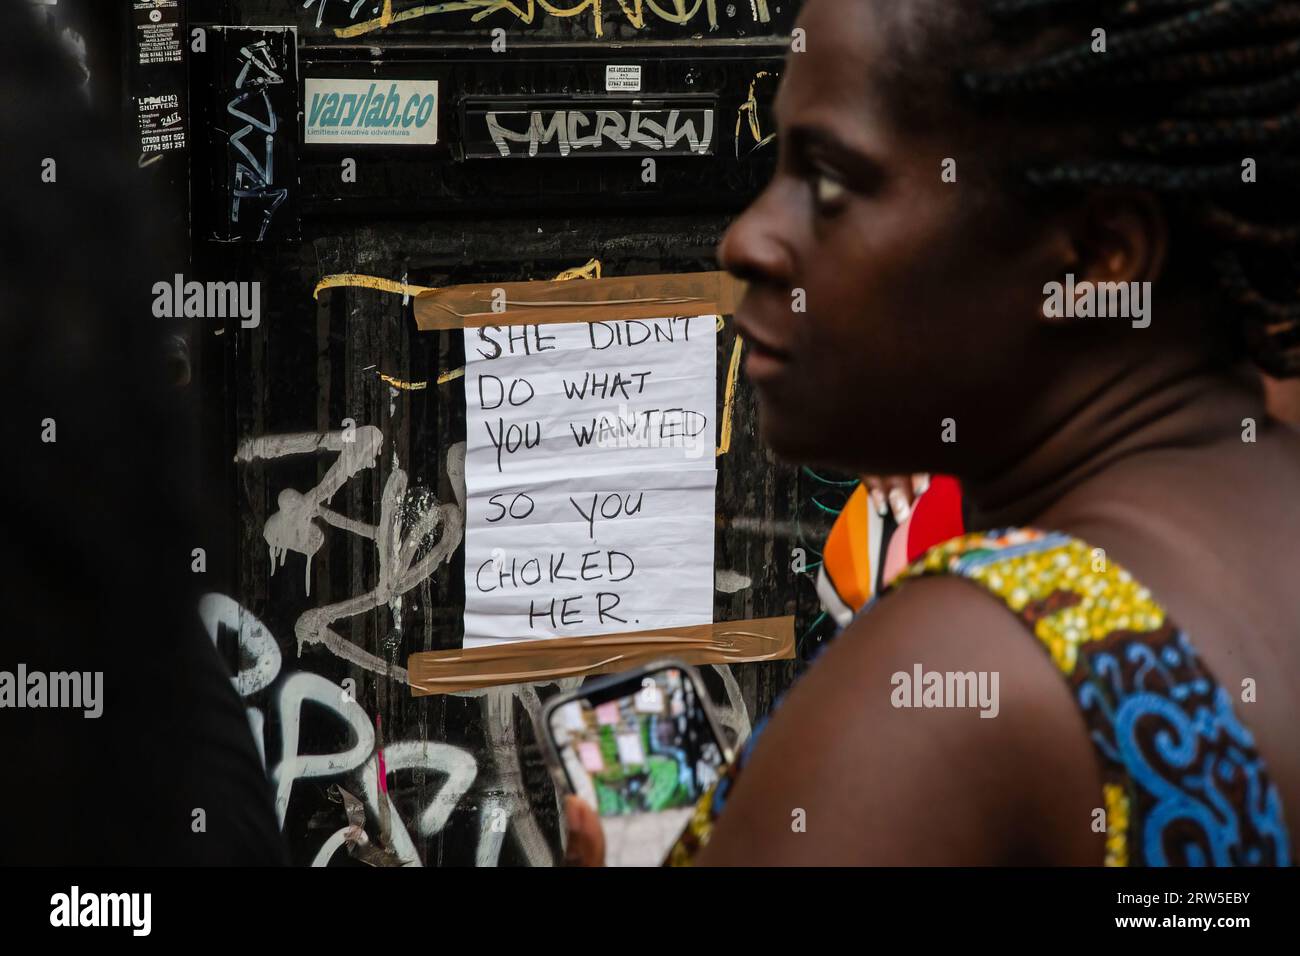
[548,666,728,866]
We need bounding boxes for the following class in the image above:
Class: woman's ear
[1074,190,1168,287]
[1037,190,1168,328]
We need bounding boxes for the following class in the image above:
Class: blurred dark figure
[0,2,285,864]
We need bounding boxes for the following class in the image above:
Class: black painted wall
[171,0,843,866]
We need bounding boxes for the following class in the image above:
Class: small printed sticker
[305,79,439,145]
[605,64,642,92]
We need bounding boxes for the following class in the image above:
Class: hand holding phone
[562,794,605,866]
[542,662,731,867]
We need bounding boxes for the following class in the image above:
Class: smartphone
[542,661,732,867]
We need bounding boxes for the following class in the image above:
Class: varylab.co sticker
[304,78,438,145]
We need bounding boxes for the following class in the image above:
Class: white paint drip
[714,569,752,593]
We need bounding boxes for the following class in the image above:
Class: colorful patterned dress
[667,528,1292,867]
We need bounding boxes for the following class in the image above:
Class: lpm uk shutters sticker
[304,79,439,145]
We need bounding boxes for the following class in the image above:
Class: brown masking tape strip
[406,615,794,696]
[413,271,748,332]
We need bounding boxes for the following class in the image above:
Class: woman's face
[719,0,1062,476]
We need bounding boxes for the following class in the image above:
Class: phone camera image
[549,668,726,866]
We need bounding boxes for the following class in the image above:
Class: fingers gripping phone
[542,662,732,867]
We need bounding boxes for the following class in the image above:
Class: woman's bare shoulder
[697,576,1105,865]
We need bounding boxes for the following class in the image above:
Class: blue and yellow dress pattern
[667,528,1291,867]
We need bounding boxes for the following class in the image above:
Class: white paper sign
[462,316,718,648]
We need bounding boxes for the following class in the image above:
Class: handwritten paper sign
[462,316,718,648]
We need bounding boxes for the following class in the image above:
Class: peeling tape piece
[413,271,747,332]
[314,273,437,301]
[553,258,602,282]
[717,332,745,457]
[333,784,367,833]
[378,373,428,391]
[331,785,401,866]
[405,615,794,696]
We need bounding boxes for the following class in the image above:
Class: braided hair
[905,0,1300,376]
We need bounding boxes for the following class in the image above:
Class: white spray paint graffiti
[224,424,756,865]
[474,683,560,867]
[710,663,753,745]
[199,592,281,768]
[236,426,383,596]
[201,592,754,866]
[272,670,375,829]
[714,568,753,594]
[234,429,466,682]
[226,37,289,240]
[201,593,480,866]
[199,592,283,698]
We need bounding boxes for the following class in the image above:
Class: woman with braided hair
[565,0,1300,866]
